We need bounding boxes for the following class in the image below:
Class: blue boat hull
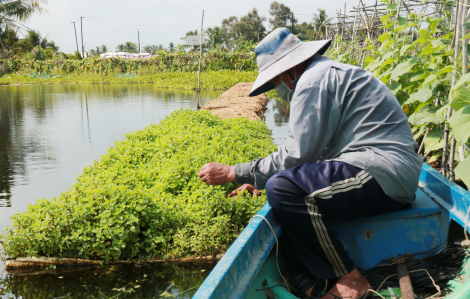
[193,164,470,299]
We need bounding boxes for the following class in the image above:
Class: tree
[0,0,47,59]
[88,45,107,57]
[116,41,137,53]
[89,46,100,57]
[221,8,266,50]
[181,30,199,51]
[0,26,17,58]
[205,27,225,49]
[168,42,175,52]
[295,22,315,41]
[269,1,297,32]
[312,9,330,40]
[142,44,165,55]
[13,30,59,59]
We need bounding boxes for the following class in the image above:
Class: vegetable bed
[0,109,277,261]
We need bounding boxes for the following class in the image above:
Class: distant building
[99,52,153,59]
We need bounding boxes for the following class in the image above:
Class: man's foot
[321,268,371,299]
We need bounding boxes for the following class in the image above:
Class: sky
[22,0,379,55]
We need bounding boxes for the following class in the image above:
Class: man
[198,28,422,299]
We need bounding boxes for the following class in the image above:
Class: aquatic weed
[0,109,276,261]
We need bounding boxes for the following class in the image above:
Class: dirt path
[201,82,268,121]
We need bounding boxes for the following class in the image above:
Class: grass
[0,70,259,90]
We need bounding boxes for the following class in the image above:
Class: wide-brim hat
[249,28,332,97]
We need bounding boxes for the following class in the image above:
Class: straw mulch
[201,82,268,121]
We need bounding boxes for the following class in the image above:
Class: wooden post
[397,264,414,299]
[197,10,204,110]
[351,0,361,41]
[72,22,79,55]
[80,16,84,58]
[442,1,461,179]
[369,0,379,39]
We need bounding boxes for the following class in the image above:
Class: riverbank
[0,70,258,90]
[201,82,268,121]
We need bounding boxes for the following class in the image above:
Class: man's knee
[266,173,291,213]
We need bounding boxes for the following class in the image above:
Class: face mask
[275,80,294,103]
[274,73,300,103]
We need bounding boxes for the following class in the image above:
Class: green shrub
[0,70,258,89]
[0,110,276,261]
[1,51,257,75]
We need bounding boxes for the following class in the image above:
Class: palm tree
[0,25,17,58]
[312,9,331,40]
[89,46,101,57]
[116,41,137,53]
[100,45,108,53]
[142,45,163,55]
[168,42,175,53]
[205,27,224,49]
[0,0,47,58]
[116,44,125,52]
[12,30,59,59]
[181,30,199,51]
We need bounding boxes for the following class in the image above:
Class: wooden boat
[193,164,470,298]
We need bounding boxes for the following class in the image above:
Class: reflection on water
[0,84,290,298]
[1,261,216,298]
[265,97,290,146]
[0,84,221,235]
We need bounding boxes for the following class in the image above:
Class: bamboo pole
[459,0,469,163]
[351,0,362,41]
[441,2,461,178]
[196,10,204,110]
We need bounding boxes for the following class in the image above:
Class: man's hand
[228,184,261,198]
[198,162,236,185]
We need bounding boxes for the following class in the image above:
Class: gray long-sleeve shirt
[235,55,423,203]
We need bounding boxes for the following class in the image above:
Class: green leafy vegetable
[0,110,277,261]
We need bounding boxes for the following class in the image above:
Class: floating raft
[5,254,224,270]
[5,82,266,271]
[201,82,268,121]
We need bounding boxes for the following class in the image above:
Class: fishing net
[287,243,469,299]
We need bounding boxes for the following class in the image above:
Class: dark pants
[266,161,407,279]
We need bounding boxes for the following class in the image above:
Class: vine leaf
[415,29,432,44]
[448,105,470,146]
[426,17,442,34]
[450,85,470,111]
[406,86,433,104]
[390,58,416,80]
[428,151,442,163]
[419,43,443,56]
[388,81,402,95]
[424,127,444,152]
[378,32,392,43]
[408,106,442,126]
[381,58,399,69]
[451,72,470,92]
[461,32,470,40]
[386,2,399,10]
[398,17,408,26]
[455,157,470,187]
[415,100,433,114]
[400,42,417,56]
[421,73,438,87]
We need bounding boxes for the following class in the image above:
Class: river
[0,83,290,298]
